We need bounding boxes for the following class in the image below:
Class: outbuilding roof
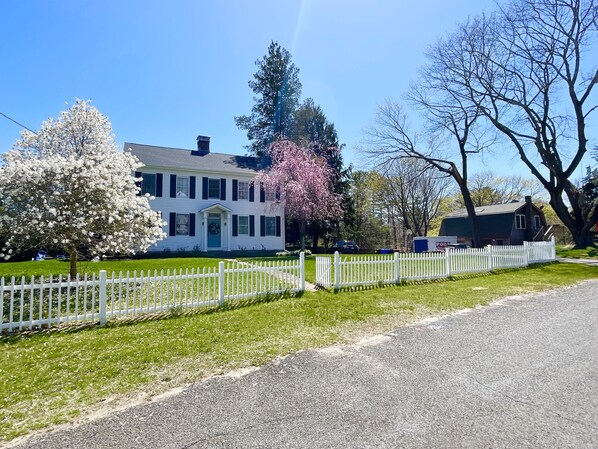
[124,142,267,175]
[443,202,527,218]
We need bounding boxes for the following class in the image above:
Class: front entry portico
[199,204,232,251]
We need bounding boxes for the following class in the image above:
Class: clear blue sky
[0,0,592,179]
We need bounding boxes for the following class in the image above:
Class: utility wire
[0,111,36,133]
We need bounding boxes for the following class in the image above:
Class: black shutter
[249,215,255,237]
[156,173,163,197]
[190,176,196,199]
[170,174,176,198]
[135,171,142,196]
[202,177,208,200]
[169,212,176,236]
[232,180,238,201]
[276,216,281,237]
[220,178,226,201]
[189,213,195,236]
[260,215,266,237]
[232,214,238,236]
[249,183,255,202]
[259,183,265,203]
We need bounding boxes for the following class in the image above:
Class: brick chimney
[196,135,210,153]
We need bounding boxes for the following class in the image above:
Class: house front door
[207,214,221,249]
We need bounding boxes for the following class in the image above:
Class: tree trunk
[311,227,320,253]
[69,250,78,278]
[549,188,597,249]
[300,218,306,252]
[460,186,482,248]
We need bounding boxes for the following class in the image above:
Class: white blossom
[0,99,166,273]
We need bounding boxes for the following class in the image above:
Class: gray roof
[444,202,527,218]
[124,142,267,175]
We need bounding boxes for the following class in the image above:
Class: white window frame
[515,214,526,229]
[238,215,249,235]
[208,178,220,199]
[534,215,541,229]
[176,176,189,198]
[265,216,276,236]
[176,213,190,236]
[141,173,157,196]
[238,181,249,200]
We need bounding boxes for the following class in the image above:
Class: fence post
[99,270,107,325]
[218,261,225,307]
[299,251,305,292]
[394,251,400,284]
[445,248,452,277]
[523,241,529,266]
[551,235,556,260]
[488,245,494,271]
[334,251,341,290]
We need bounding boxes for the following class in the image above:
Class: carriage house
[125,136,284,252]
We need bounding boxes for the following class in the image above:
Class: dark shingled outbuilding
[439,198,547,246]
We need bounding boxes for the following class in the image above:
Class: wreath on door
[208,222,221,235]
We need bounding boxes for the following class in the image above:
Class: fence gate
[315,257,332,289]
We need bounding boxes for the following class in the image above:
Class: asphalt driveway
[12,280,598,448]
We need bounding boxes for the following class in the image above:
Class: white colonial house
[125,136,284,252]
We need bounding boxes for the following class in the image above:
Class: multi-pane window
[176,214,190,235]
[141,173,157,196]
[238,215,249,235]
[265,216,276,236]
[265,189,276,201]
[176,176,189,198]
[208,178,220,199]
[238,181,249,200]
[515,214,526,229]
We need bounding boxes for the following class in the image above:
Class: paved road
[13,280,598,448]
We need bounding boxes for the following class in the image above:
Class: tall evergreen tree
[235,41,302,156]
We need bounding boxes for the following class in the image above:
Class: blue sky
[0,0,592,179]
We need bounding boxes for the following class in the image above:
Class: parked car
[328,240,360,254]
[446,243,469,250]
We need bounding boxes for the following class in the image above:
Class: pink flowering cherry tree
[255,139,343,251]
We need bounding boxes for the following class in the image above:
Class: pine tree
[235,41,302,156]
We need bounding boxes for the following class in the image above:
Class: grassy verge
[1,262,597,442]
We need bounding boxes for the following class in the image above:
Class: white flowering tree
[0,100,166,276]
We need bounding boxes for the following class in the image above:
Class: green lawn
[0,257,223,282]
[556,245,598,259]
[1,261,597,442]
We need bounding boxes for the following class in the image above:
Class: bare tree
[435,0,598,247]
[365,93,491,247]
[455,170,545,207]
[378,158,450,238]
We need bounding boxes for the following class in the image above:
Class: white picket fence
[1,255,304,333]
[315,238,556,289]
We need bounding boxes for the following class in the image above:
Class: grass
[1,261,597,442]
[556,245,598,259]
[0,257,223,282]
